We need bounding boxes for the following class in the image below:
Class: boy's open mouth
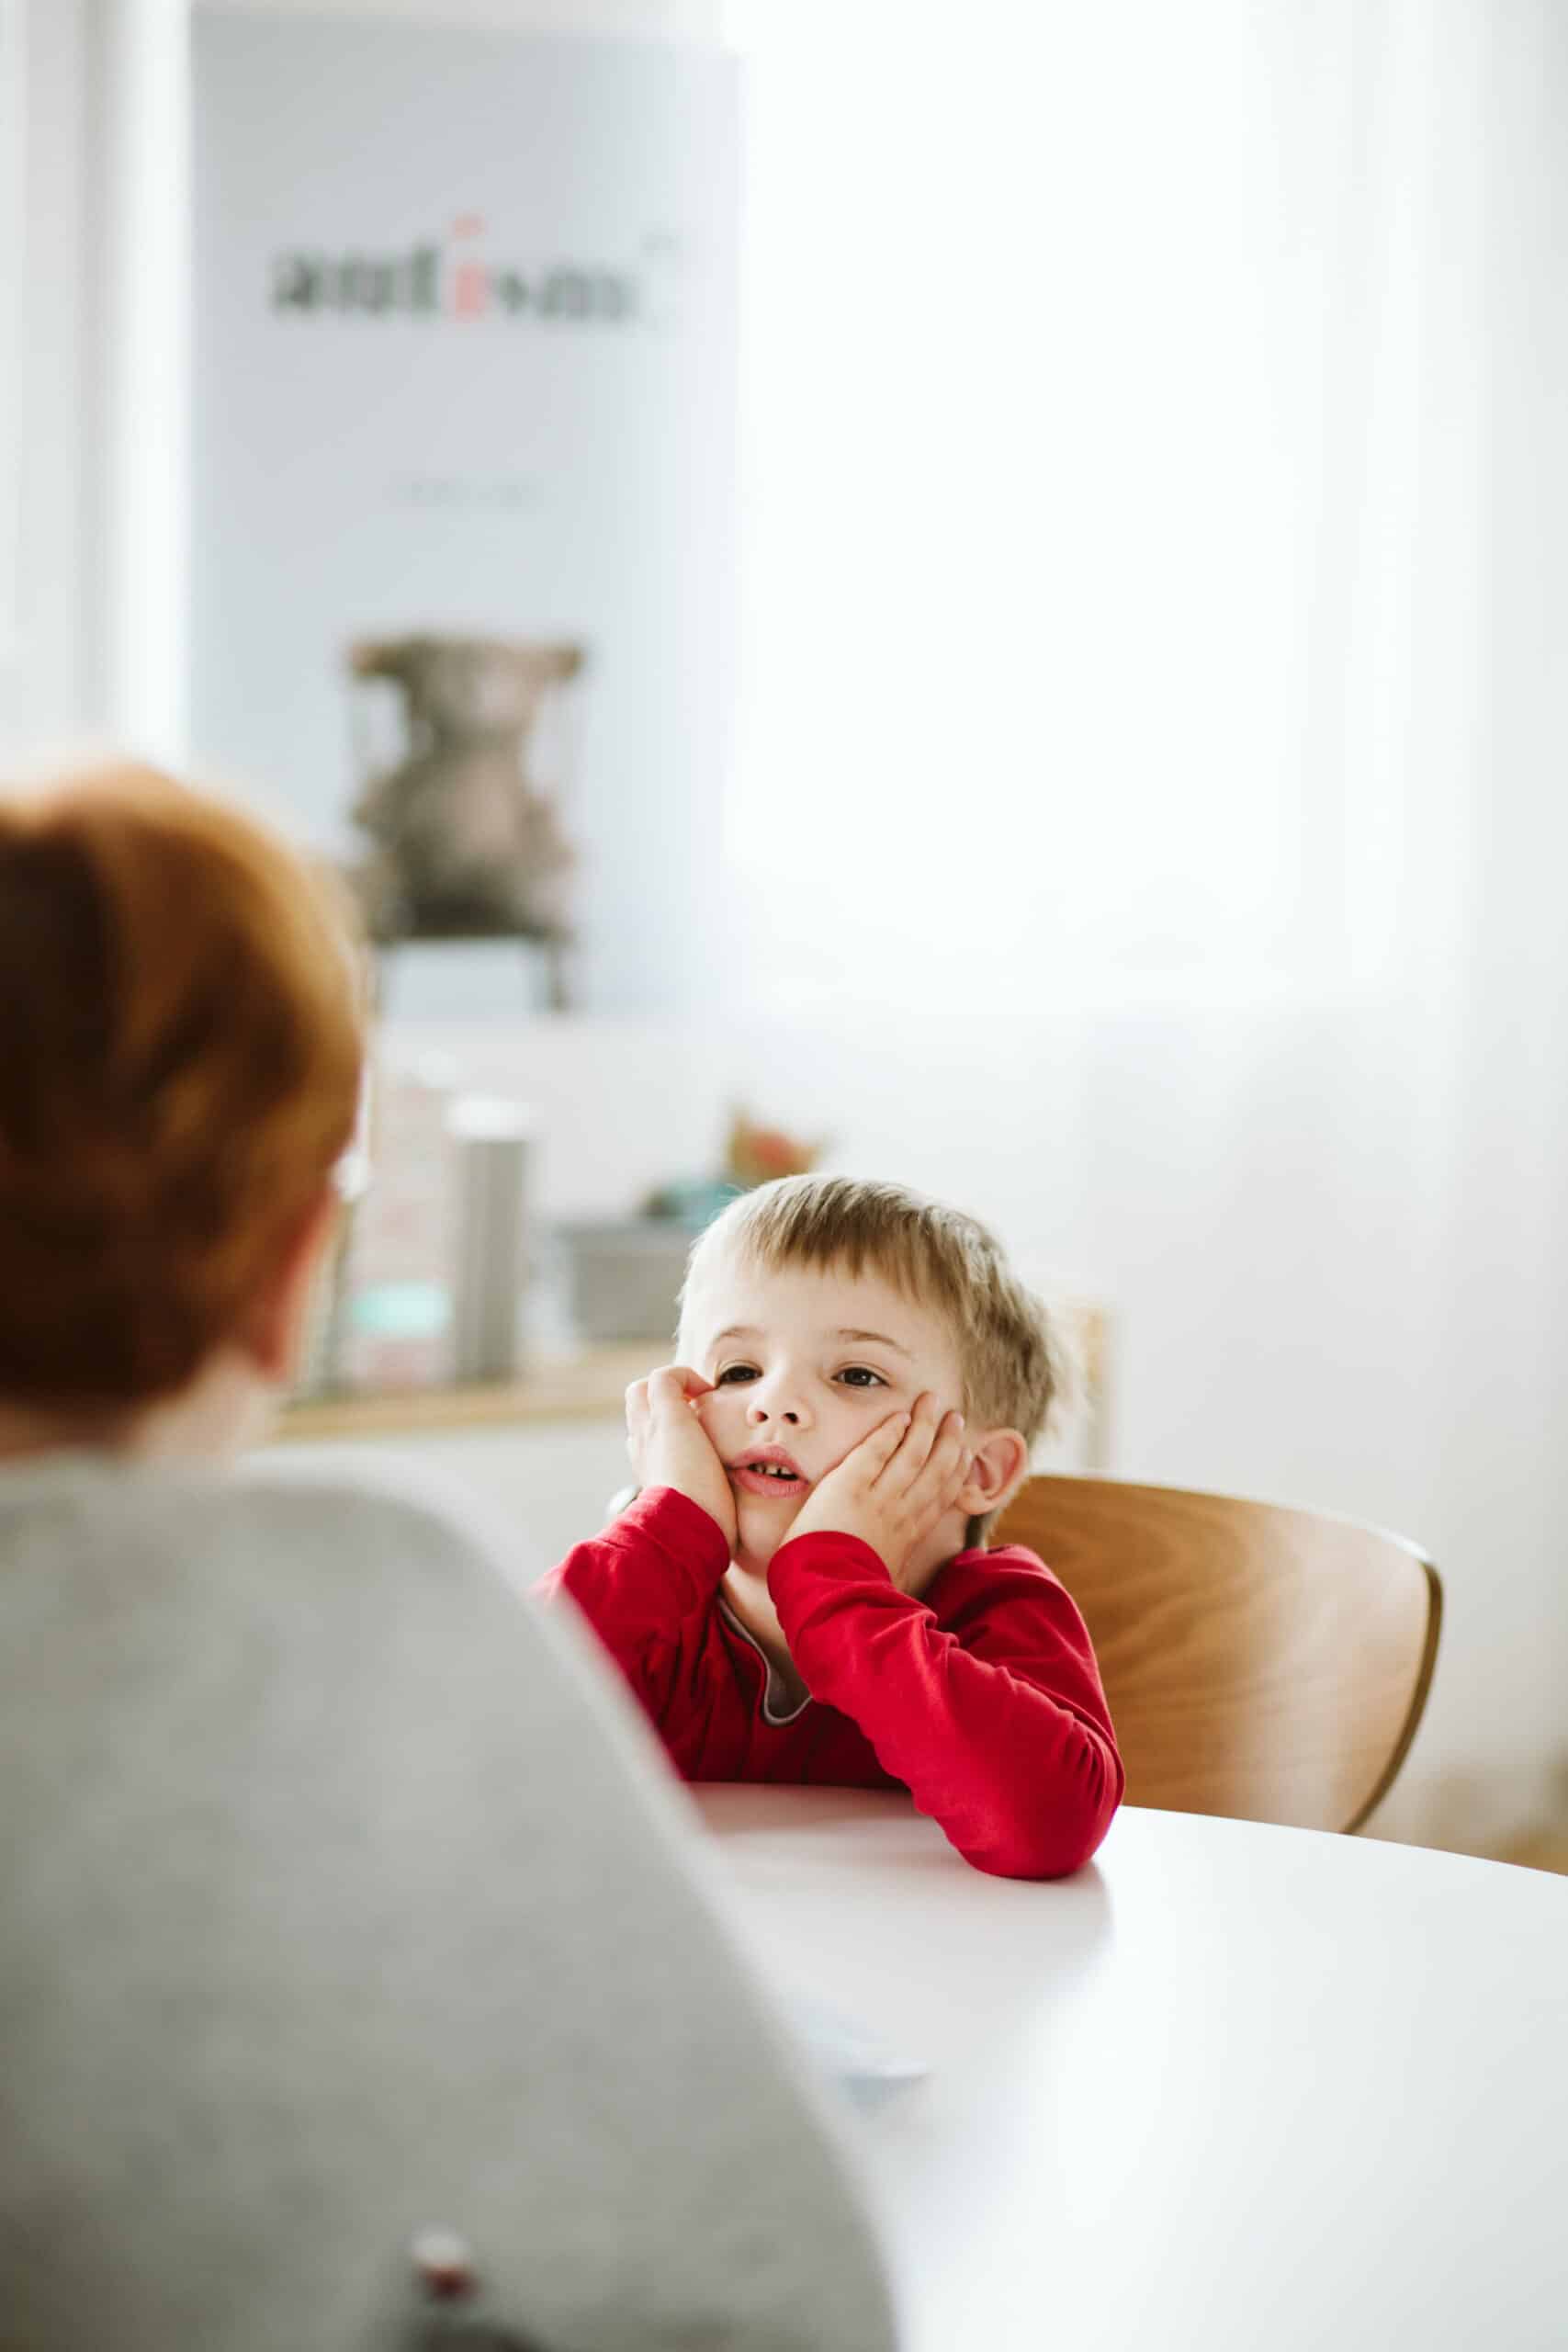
[728,1447,809,1499]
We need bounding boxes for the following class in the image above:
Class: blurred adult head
[0,763,365,1454]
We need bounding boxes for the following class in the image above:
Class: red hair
[0,765,365,1405]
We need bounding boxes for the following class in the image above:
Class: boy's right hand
[626,1365,738,1553]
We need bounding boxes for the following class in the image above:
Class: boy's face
[681,1248,971,1572]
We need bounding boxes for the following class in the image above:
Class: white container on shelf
[448,1094,536,1383]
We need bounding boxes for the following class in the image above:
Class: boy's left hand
[782,1393,971,1591]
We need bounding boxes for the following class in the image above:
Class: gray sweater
[0,1451,897,2351]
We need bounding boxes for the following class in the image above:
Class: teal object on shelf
[642,1178,744,1230]
[348,1281,452,1340]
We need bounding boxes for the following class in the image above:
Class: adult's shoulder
[100,1444,531,1626]
[0,1444,578,1758]
[228,1444,522,1591]
[0,1442,497,1573]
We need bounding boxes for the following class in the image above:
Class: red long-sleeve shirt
[537,1486,1123,1881]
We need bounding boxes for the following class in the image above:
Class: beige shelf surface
[277,1342,658,1442]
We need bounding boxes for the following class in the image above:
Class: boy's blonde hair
[682,1175,1066,1538]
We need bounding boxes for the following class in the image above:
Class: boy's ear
[955,1427,1032,1522]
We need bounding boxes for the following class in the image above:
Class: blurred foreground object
[345,634,585,1009]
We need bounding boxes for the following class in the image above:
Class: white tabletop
[695,1787,1568,2352]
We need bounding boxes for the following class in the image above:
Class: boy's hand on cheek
[782,1393,971,1592]
[626,1366,738,1553]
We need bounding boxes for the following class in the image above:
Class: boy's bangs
[744,1223,964,1318]
[723,1181,969,1319]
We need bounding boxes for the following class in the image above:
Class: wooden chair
[994,1476,1442,1833]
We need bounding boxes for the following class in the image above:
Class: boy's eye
[837,1365,887,1389]
[715,1363,760,1385]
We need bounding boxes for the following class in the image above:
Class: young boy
[539,1175,1122,1880]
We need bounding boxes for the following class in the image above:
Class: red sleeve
[535,1486,730,1725]
[768,1534,1123,1881]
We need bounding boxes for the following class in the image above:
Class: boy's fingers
[931,1409,965,1463]
[903,1413,968,1508]
[942,1449,974,1507]
[911,1392,946,1448]
[857,1412,911,1478]
[933,1416,969,1486]
[646,1363,715,1410]
[874,1391,943,1485]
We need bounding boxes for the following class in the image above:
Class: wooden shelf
[276,1342,656,1442]
[278,1303,1111,1466]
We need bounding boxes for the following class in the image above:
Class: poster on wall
[190,7,737,1016]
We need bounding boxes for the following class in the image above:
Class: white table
[695,1787,1568,2352]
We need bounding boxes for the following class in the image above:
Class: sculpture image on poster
[346,633,585,1009]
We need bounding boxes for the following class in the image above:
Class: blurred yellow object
[723,1109,825,1191]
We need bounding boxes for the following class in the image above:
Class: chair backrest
[994,1475,1442,1833]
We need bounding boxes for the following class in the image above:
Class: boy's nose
[746,1388,805,1429]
